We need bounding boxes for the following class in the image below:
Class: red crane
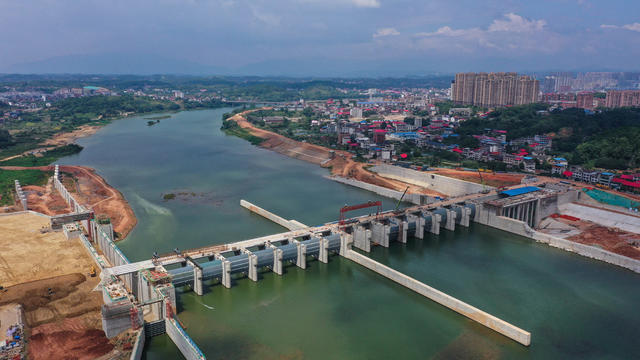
[339,201,382,225]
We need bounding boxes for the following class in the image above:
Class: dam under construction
[51,109,640,360]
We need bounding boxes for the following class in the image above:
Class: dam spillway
[100,197,531,357]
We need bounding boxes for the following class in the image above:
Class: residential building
[451,72,539,107]
[576,92,594,110]
[605,90,640,108]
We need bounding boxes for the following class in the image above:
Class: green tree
[0,129,12,148]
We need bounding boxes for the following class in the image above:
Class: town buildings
[451,72,539,107]
[605,90,640,108]
[576,92,594,110]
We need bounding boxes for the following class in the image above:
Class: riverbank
[0,165,137,240]
[228,109,443,196]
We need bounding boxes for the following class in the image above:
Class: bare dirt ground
[22,178,72,216]
[41,124,103,147]
[0,125,102,162]
[431,168,524,188]
[232,110,442,196]
[550,217,640,259]
[0,212,130,359]
[0,213,94,287]
[59,165,137,239]
[0,165,137,239]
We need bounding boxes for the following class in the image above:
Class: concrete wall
[370,164,488,197]
[240,199,305,230]
[102,300,137,339]
[129,328,145,360]
[344,249,531,346]
[53,174,85,213]
[93,221,130,267]
[327,176,430,205]
[475,204,640,273]
[14,180,27,210]
[78,233,110,270]
[165,317,206,360]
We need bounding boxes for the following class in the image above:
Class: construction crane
[395,187,409,211]
[339,201,382,225]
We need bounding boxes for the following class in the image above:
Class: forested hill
[456,105,640,170]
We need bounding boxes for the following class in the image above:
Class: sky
[1,0,639,75]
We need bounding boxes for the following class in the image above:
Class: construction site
[0,111,639,359]
[3,160,633,359]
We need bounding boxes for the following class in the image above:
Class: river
[57,108,639,359]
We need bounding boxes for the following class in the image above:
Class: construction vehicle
[89,265,96,277]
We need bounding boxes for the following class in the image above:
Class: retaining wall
[344,249,531,346]
[129,328,145,360]
[240,199,305,230]
[327,176,431,205]
[53,165,86,213]
[370,164,487,197]
[165,317,206,360]
[14,180,27,210]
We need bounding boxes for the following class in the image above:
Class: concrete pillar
[272,248,283,275]
[444,209,456,231]
[533,199,541,228]
[339,232,351,257]
[319,237,329,264]
[296,242,306,269]
[193,266,203,295]
[248,254,258,282]
[430,213,441,235]
[455,206,471,227]
[395,218,408,243]
[372,221,390,247]
[408,214,424,239]
[353,225,371,252]
[221,260,232,288]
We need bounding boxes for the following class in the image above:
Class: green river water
[57,109,639,360]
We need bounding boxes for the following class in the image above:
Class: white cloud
[623,22,640,32]
[250,6,281,26]
[351,0,380,8]
[488,13,546,33]
[373,27,399,38]
[600,22,640,32]
[298,0,380,8]
[412,13,555,53]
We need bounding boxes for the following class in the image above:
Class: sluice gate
[101,199,533,358]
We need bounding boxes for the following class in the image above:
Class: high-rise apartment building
[576,92,594,110]
[451,72,539,107]
[605,90,640,108]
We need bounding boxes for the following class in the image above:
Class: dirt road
[431,168,524,187]
[231,111,442,196]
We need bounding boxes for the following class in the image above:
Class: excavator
[89,265,96,277]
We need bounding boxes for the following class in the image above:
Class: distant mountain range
[2,53,634,77]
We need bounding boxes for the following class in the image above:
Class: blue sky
[1,0,639,75]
